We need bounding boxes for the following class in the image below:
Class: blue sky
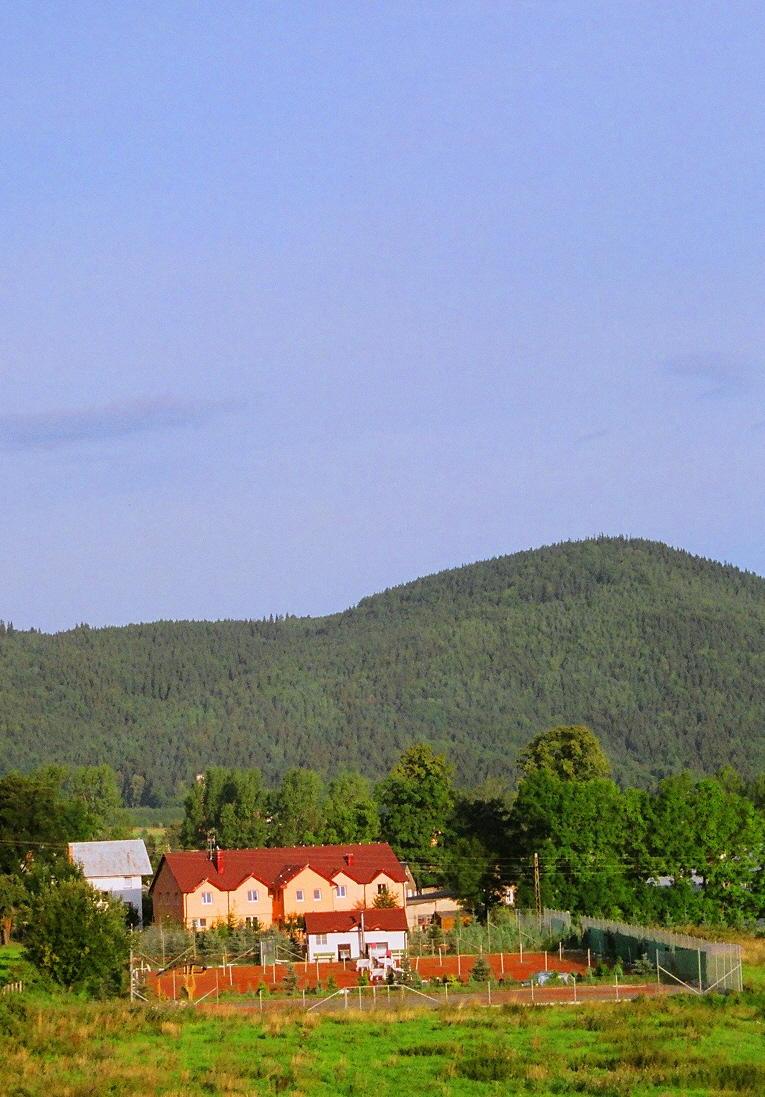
[2,2,764,631]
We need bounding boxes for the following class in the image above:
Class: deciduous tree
[23,877,130,995]
[323,772,379,844]
[378,744,455,882]
[517,725,611,782]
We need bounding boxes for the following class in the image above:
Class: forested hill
[1,537,763,804]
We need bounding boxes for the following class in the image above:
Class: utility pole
[533,853,542,928]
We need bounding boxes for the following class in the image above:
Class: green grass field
[2,934,765,1096]
[2,991,765,1097]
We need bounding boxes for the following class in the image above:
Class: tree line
[3,729,765,947]
[2,722,765,998]
[178,726,765,928]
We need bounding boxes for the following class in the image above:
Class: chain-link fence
[516,907,572,940]
[580,917,742,992]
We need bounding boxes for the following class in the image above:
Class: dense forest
[0,537,763,805]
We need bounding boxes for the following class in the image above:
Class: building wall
[87,874,143,915]
[307,929,407,962]
[280,867,338,920]
[360,872,407,909]
[406,896,465,929]
[185,880,226,928]
[151,861,185,924]
[226,876,274,928]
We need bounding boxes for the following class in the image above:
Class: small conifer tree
[471,954,492,984]
[282,963,298,995]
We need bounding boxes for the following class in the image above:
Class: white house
[68,839,153,924]
[304,907,408,963]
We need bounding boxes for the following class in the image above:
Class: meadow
[2,989,765,1097]
[1,933,764,1096]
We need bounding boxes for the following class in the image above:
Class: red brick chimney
[213,847,224,874]
[344,852,353,866]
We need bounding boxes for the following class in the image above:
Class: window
[315,933,328,945]
[377,884,387,895]
[201,891,213,905]
[244,917,257,927]
[194,918,207,928]
[247,889,259,902]
[336,885,346,898]
[295,889,304,902]
[313,888,322,901]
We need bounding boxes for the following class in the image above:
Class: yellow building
[150,843,409,929]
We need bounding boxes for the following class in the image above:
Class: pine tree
[282,963,299,995]
[471,954,492,984]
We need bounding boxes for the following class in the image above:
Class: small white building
[304,907,408,963]
[68,839,153,924]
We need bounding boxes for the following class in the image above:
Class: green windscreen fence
[580,917,742,992]
[516,908,572,942]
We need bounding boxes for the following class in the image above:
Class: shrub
[23,878,130,996]
[632,952,656,976]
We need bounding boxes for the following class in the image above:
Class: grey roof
[69,839,152,878]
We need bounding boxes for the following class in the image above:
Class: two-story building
[68,839,153,925]
[149,843,409,930]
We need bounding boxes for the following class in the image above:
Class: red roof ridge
[304,907,408,934]
[151,843,406,894]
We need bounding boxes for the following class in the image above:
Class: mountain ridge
[1,536,763,802]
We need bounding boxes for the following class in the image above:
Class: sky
[1,2,764,632]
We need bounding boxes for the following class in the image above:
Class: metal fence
[580,916,742,993]
[514,907,573,943]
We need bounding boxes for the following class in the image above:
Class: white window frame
[313,888,322,901]
[315,933,328,945]
[247,888,259,902]
[336,884,347,898]
[295,889,305,902]
[201,891,213,905]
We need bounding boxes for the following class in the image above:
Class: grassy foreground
[2,991,765,1097]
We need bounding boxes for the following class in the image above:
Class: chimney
[213,847,224,874]
[344,852,353,866]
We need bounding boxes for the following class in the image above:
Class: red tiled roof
[151,843,407,895]
[304,908,409,935]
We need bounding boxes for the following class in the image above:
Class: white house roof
[69,839,152,878]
